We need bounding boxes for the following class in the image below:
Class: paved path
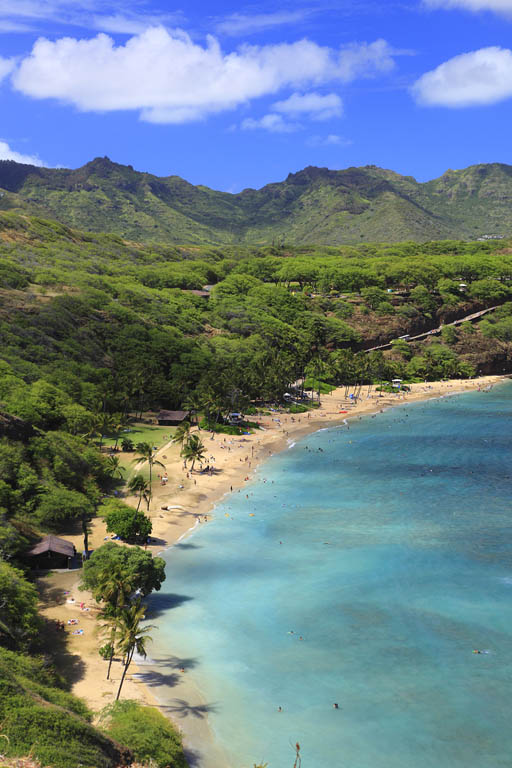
[365,304,500,353]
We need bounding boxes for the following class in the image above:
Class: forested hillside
[3,210,512,764]
[2,210,512,423]
[2,158,512,244]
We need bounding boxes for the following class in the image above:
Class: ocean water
[148,384,512,768]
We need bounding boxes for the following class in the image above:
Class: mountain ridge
[1,157,511,244]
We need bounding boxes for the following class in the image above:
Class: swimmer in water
[333,703,339,709]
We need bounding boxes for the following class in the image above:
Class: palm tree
[131,442,166,501]
[115,600,154,700]
[105,455,125,480]
[171,420,190,449]
[200,389,224,431]
[127,474,151,512]
[110,413,127,451]
[183,393,203,428]
[81,413,102,444]
[82,511,91,560]
[181,434,206,472]
[306,357,329,403]
[97,413,116,450]
[96,564,135,680]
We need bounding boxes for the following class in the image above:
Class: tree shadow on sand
[135,653,199,689]
[159,698,219,720]
[133,668,181,689]
[38,582,69,607]
[39,617,87,686]
[181,746,203,768]
[146,536,167,547]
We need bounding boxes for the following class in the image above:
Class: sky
[2,0,512,191]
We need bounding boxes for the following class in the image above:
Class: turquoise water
[148,384,512,768]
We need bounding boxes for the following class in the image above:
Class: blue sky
[2,0,512,190]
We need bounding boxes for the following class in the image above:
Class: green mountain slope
[1,157,512,244]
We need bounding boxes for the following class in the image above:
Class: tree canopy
[81,542,165,598]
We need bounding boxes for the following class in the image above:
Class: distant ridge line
[1,157,512,245]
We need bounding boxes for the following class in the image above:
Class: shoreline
[36,374,507,764]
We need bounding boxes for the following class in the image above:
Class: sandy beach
[36,374,506,761]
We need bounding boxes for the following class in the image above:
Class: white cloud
[216,10,312,36]
[337,39,396,80]
[273,91,343,121]
[307,134,353,147]
[412,46,512,107]
[0,139,45,165]
[0,55,14,81]
[424,0,512,14]
[241,113,298,133]
[0,0,92,22]
[11,28,396,124]
[91,11,185,35]
[0,0,181,34]
[0,19,34,32]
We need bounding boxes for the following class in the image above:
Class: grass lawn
[102,421,177,480]
[101,421,175,452]
[304,378,337,394]
[121,421,176,447]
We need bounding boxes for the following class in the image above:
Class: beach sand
[36,375,506,761]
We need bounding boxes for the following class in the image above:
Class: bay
[148,383,512,768]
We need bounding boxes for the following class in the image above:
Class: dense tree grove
[2,216,512,423]
[2,211,512,766]
[1,215,512,563]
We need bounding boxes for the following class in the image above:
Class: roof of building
[188,290,211,298]
[156,410,189,421]
[27,535,75,558]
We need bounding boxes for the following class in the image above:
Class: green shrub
[0,562,42,651]
[101,699,188,768]
[441,326,457,345]
[0,648,126,768]
[376,301,395,315]
[288,404,309,413]
[303,378,336,394]
[102,498,152,542]
[198,418,260,435]
[99,642,114,660]
[396,304,419,319]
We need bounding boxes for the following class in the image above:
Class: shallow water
[149,384,512,768]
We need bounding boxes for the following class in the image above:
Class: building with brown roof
[156,410,189,426]
[26,535,76,569]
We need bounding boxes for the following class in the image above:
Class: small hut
[156,410,189,426]
[26,535,76,569]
